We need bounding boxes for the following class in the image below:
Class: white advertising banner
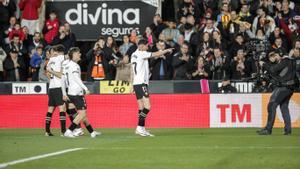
[210,94,262,128]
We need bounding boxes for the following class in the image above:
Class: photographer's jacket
[264,57,298,88]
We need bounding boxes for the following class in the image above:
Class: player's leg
[81,113,101,138]
[45,106,55,136]
[141,97,154,137]
[135,99,148,136]
[58,103,67,135]
[64,109,83,138]
[66,102,77,125]
[133,84,148,136]
[51,87,67,135]
[137,99,145,127]
[67,102,84,135]
[64,96,92,138]
[45,89,56,136]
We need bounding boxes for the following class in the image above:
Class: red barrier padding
[0,94,210,128]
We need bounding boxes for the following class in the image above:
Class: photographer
[253,52,279,93]
[257,53,299,135]
[86,37,109,81]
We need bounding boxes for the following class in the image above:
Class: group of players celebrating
[45,44,100,138]
[44,39,173,138]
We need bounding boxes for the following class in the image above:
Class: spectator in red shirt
[44,11,59,45]
[8,23,25,42]
[18,0,42,35]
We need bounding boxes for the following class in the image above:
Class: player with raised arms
[131,39,173,137]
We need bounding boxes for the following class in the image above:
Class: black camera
[245,38,270,61]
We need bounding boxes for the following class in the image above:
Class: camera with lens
[245,38,270,61]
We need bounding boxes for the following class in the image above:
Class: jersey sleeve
[71,64,88,91]
[46,57,55,70]
[140,51,152,59]
[58,55,65,65]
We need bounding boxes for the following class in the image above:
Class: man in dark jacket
[52,25,76,53]
[150,41,173,80]
[257,54,299,135]
[5,34,27,56]
[3,48,26,81]
[172,42,194,80]
[28,32,46,52]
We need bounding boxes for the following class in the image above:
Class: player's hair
[52,44,65,53]
[138,39,148,46]
[68,47,80,60]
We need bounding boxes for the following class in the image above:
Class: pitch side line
[90,146,300,150]
[0,148,84,168]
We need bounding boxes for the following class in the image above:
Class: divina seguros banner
[46,0,157,40]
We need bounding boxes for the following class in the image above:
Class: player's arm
[61,75,67,97]
[72,67,89,94]
[47,68,63,78]
[150,48,174,58]
[46,60,63,78]
[129,65,134,93]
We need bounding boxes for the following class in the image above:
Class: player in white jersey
[131,39,173,137]
[63,47,100,138]
[44,45,67,136]
[61,54,84,136]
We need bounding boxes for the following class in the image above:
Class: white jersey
[47,55,65,89]
[61,59,70,88]
[130,49,152,85]
[65,60,88,96]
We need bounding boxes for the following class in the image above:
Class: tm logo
[14,86,27,93]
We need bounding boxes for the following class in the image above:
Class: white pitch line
[90,146,300,150]
[0,148,84,168]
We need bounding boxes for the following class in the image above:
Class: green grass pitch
[0,128,299,169]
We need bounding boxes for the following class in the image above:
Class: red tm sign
[217,104,252,123]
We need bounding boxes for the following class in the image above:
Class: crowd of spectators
[0,0,299,85]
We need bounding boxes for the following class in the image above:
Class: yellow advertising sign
[262,93,300,128]
[100,80,132,94]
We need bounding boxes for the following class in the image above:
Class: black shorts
[68,95,87,110]
[133,84,149,100]
[48,88,64,107]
